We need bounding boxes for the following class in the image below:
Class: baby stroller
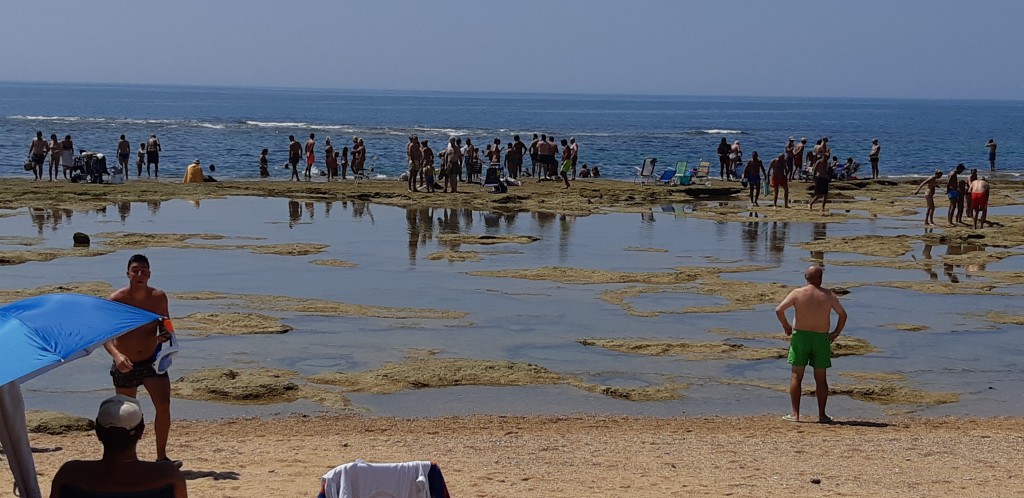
[70,150,110,184]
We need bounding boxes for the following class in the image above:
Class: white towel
[321,459,431,498]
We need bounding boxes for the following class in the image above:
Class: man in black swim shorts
[146,134,162,177]
[808,155,830,212]
[104,254,180,467]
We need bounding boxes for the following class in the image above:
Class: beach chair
[633,157,657,184]
[319,460,451,498]
[693,160,712,181]
[672,161,691,185]
[656,168,675,184]
[482,165,506,193]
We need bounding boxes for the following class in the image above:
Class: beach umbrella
[0,293,162,498]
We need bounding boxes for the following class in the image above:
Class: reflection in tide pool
[1,196,1022,420]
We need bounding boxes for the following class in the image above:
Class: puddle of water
[4,196,1023,419]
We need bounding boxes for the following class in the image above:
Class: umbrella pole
[0,382,42,498]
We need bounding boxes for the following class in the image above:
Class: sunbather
[49,395,187,497]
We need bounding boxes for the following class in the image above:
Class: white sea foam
[699,129,743,135]
[244,120,311,128]
[10,115,83,122]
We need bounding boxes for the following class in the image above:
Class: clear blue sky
[2,0,1021,99]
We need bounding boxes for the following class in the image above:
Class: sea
[1,81,1021,180]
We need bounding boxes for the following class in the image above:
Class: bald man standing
[775,266,848,423]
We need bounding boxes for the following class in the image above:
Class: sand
[7,415,1024,497]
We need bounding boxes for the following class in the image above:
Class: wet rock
[73,232,90,247]
[174,367,300,402]
[26,411,94,435]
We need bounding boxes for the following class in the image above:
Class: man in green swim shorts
[775,265,848,423]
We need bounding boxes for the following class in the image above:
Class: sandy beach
[6,414,1024,497]
[3,176,1024,496]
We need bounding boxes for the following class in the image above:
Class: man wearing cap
[104,254,178,467]
[869,139,881,179]
[49,395,187,497]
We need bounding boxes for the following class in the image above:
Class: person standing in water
[117,134,132,179]
[986,139,997,172]
[304,133,316,180]
[146,134,161,178]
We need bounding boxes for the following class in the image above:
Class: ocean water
[1,82,1021,181]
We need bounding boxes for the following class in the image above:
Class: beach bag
[23,161,34,171]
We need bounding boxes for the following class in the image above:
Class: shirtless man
[49,395,187,498]
[420,140,434,189]
[808,156,830,212]
[407,135,422,192]
[914,170,943,225]
[536,134,550,181]
[548,136,559,179]
[487,138,502,172]
[869,138,881,179]
[775,265,848,423]
[946,163,965,226]
[324,137,335,181]
[28,130,48,181]
[528,134,540,178]
[768,153,789,208]
[117,134,131,178]
[743,151,766,206]
[569,137,579,180]
[146,135,161,178]
[792,138,806,181]
[784,137,795,180]
[444,137,461,193]
[969,176,990,229]
[304,133,316,180]
[104,254,178,466]
[509,135,528,179]
[287,135,302,181]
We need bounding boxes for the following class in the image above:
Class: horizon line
[2,79,1022,104]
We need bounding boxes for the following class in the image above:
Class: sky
[1,0,1022,99]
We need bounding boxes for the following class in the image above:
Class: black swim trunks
[814,176,829,196]
[146,151,160,165]
[111,351,167,388]
[31,154,45,166]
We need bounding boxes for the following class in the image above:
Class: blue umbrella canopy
[0,293,162,387]
[0,293,163,498]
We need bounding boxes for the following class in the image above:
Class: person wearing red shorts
[304,133,316,180]
[969,176,990,229]
[768,153,789,208]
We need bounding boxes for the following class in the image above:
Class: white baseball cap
[96,395,143,430]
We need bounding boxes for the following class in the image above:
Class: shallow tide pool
[3,196,1022,420]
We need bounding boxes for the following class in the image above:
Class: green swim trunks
[787,330,832,369]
